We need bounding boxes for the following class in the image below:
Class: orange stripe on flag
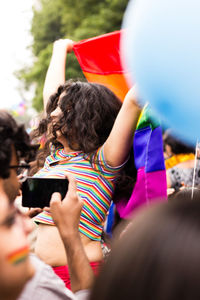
[83,72,129,102]
[73,30,132,102]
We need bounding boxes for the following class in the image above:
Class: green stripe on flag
[136,104,160,131]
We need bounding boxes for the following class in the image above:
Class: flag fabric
[73,31,167,219]
[116,105,167,218]
[73,31,130,101]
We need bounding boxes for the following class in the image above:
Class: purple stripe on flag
[134,126,165,172]
[134,127,151,169]
[116,167,167,218]
[146,126,166,172]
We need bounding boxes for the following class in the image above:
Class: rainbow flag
[73,31,129,101]
[73,31,167,219]
[116,105,167,218]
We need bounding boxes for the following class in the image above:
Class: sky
[0,0,34,110]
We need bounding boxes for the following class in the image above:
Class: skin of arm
[43,38,142,168]
[103,86,142,167]
[49,173,94,293]
[43,39,74,110]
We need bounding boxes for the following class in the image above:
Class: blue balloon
[121,0,200,144]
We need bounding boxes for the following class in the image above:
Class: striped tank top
[34,146,125,241]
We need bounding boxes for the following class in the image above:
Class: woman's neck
[58,137,80,154]
[57,137,73,154]
[63,145,74,154]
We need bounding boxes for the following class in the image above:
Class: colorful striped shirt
[34,146,125,241]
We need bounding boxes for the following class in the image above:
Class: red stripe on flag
[73,31,125,74]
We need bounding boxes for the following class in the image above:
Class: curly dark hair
[0,110,38,179]
[32,80,124,167]
[32,80,137,201]
[35,80,122,152]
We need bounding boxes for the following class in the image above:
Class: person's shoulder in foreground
[18,253,90,300]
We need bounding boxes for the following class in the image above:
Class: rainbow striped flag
[73,31,167,219]
[73,31,129,101]
[116,105,167,218]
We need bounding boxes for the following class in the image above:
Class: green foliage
[31,0,63,55]
[19,0,129,112]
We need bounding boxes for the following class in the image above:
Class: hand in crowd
[53,38,75,54]
[49,173,84,237]
[49,174,93,293]
[125,84,143,108]
[26,208,43,218]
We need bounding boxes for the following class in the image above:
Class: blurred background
[1,0,128,129]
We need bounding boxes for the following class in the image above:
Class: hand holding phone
[50,173,84,234]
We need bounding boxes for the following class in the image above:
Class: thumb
[50,192,62,208]
[50,193,62,225]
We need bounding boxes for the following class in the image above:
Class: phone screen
[22,177,69,208]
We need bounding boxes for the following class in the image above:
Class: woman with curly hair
[32,39,141,289]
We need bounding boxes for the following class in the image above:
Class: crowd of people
[1,37,200,300]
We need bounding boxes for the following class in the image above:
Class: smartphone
[22,177,69,208]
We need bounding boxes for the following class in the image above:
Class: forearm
[43,46,67,109]
[104,86,142,167]
[50,175,93,293]
[60,231,94,293]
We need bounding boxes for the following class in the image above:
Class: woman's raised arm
[103,86,142,167]
[43,39,74,110]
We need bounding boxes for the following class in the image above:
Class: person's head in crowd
[171,186,200,202]
[0,110,38,202]
[40,80,122,152]
[163,129,194,159]
[90,199,200,300]
[0,110,36,300]
[33,80,137,200]
[0,195,34,300]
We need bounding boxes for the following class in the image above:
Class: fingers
[53,39,75,53]
[43,207,50,212]
[64,173,84,208]
[50,192,62,207]
[26,208,43,218]
[49,176,84,233]
[50,192,62,226]
[65,39,75,53]
[64,172,77,195]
